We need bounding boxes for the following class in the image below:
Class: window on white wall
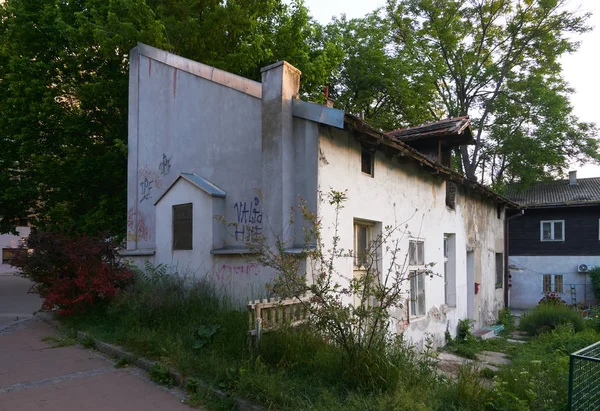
[173,203,193,250]
[361,149,374,177]
[540,220,564,241]
[495,253,504,289]
[354,222,372,268]
[409,240,424,265]
[444,235,456,307]
[542,274,564,293]
[409,239,426,316]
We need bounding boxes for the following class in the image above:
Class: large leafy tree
[327,13,439,130]
[386,0,600,185]
[0,0,167,235]
[0,0,342,236]
[332,0,599,186]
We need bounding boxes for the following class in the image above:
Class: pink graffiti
[139,167,164,189]
[127,208,150,242]
[215,264,261,284]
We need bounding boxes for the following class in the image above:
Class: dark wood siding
[509,205,600,256]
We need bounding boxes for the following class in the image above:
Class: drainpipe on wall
[504,209,525,308]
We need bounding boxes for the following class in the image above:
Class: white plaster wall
[316,128,505,347]
[0,227,30,274]
[509,255,599,309]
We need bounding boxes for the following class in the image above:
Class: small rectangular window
[410,271,426,317]
[409,240,424,265]
[361,149,374,177]
[495,253,503,289]
[543,274,552,293]
[555,275,564,293]
[173,203,193,250]
[540,220,564,242]
[543,274,563,294]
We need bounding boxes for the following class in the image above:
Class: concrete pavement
[0,319,195,410]
[0,274,197,410]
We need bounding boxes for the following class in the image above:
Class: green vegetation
[589,266,600,300]
[61,265,600,410]
[519,300,585,335]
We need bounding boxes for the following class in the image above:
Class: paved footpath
[0,305,195,410]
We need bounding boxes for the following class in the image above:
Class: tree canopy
[331,0,599,187]
[0,0,342,235]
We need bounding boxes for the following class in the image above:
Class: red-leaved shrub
[12,231,133,316]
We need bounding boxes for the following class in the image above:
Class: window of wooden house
[540,220,564,241]
[173,203,193,250]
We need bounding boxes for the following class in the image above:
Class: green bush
[497,307,515,333]
[589,267,600,300]
[519,301,584,335]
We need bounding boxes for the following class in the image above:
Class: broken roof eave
[343,114,517,208]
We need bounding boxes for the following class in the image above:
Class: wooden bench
[247,294,311,343]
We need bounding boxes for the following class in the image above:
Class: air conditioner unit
[577,263,590,273]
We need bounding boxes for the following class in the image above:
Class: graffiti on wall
[215,263,262,285]
[139,177,153,203]
[158,153,172,176]
[127,208,150,242]
[233,197,263,241]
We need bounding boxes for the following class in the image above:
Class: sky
[302,0,600,178]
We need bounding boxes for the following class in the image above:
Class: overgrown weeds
[519,300,585,335]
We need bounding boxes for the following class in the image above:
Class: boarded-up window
[173,203,193,250]
[446,182,457,209]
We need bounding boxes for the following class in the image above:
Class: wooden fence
[247,294,312,342]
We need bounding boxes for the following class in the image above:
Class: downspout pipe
[505,209,525,308]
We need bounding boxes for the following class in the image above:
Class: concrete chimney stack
[569,170,577,186]
[260,61,301,245]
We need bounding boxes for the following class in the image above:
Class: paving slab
[0,319,195,410]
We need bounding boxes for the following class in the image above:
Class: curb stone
[75,331,264,411]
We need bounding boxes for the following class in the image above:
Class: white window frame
[540,220,565,242]
[409,239,426,317]
[542,274,564,294]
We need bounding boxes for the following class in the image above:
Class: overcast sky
[302,0,600,178]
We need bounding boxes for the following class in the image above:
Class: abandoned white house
[123,43,516,345]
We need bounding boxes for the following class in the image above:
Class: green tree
[0,0,167,235]
[0,0,343,236]
[146,0,343,97]
[379,0,599,186]
[328,12,439,130]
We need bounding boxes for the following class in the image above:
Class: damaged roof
[344,114,517,207]
[506,177,600,207]
[386,116,474,145]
